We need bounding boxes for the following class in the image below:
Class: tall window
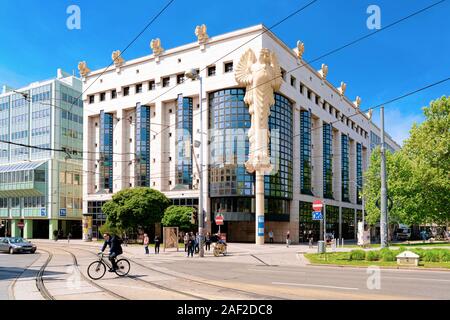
[341,134,350,202]
[323,123,333,199]
[356,142,363,204]
[99,110,113,193]
[300,110,312,195]
[135,103,151,187]
[176,95,193,187]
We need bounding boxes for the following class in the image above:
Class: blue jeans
[144,245,149,254]
[109,252,118,269]
[188,246,194,257]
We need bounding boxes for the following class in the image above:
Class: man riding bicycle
[100,233,123,272]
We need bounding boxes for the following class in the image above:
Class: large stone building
[81,25,399,242]
[0,69,83,239]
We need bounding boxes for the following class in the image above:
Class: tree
[102,187,171,232]
[364,147,420,226]
[402,96,450,224]
[162,205,196,231]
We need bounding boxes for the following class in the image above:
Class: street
[1,241,449,300]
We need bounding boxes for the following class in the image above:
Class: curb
[305,262,450,272]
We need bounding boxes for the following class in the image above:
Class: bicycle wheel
[87,261,106,280]
[115,259,130,276]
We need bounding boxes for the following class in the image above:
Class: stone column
[255,171,265,245]
[49,219,58,240]
[11,220,20,238]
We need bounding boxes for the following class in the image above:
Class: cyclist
[100,233,123,272]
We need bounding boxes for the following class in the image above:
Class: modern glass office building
[0,69,83,239]
[81,24,400,242]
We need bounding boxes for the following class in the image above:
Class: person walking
[286,230,291,247]
[268,230,274,243]
[154,235,160,254]
[187,232,195,257]
[195,232,200,254]
[67,232,72,244]
[205,232,211,251]
[143,233,149,255]
[184,232,189,252]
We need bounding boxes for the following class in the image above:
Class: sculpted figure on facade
[112,50,124,67]
[338,81,347,96]
[77,61,90,77]
[235,48,282,173]
[319,63,328,80]
[150,38,164,56]
[354,96,361,109]
[195,24,209,43]
[296,41,305,60]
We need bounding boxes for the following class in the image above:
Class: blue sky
[0,0,449,144]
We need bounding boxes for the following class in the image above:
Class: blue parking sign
[59,208,67,217]
[312,211,323,220]
[40,208,46,217]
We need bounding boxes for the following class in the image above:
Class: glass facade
[31,85,52,160]
[135,103,151,187]
[325,205,339,238]
[265,93,293,199]
[10,93,30,161]
[341,134,350,202]
[300,110,312,195]
[356,142,363,204]
[0,96,9,163]
[99,111,113,193]
[175,95,193,187]
[208,88,293,219]
[323,123,333,199]
[299,201,320,242]
[342,207,355,239]
[87,200,107,238]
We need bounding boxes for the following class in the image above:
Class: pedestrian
[184,232,189,252]
[205,232,211,251]
[195,232,200,254]
[286,230,290,247]
[187,232,195,257]
[154,235,160,254]
[143,233,149,255]
[268,230,274,243]
[67,232,72,244]
[123,234,128,247]
[308,235,313,249]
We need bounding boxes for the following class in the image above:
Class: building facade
[81,25,399,242]
[0,69,83,239]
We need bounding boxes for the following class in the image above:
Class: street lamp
[185,68,205,258]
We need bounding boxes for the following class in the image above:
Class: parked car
[0,237,37,254]
[395,224,411,241]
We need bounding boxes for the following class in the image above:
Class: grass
[343,242,450,249]
[304,251,450,269]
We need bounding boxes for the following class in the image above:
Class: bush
[366,251,380,261]
[423,250,440,262]
[380,249,396,262]
[350,249,366,261]
[438,250,450,262]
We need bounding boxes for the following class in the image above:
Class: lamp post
[185,69,205,257]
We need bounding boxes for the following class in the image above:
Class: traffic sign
[215,214,224,225]
[59,208,67,217]
[312,200,323,212]
[40,208,46,217]
[312,211,323,220]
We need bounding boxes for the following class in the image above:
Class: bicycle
[87,253,130,280]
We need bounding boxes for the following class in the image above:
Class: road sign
[40,208,46,217]
[312,211,323,220]
[59,208,67,217]
[257,216,264,237]
[312,200,323,212]
[215,214,224,225]
[17,222,24,228]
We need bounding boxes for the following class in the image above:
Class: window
[162,77,170,88]
[315,95,320,105]
[224,62,233,73]
[281,68,286,81]
[148,80,155,90]
[307,89,312,100]
[290,76,296,88]
[123,86,130,96]
[300,83,304,94]
[135,83,142,94]
[177,74,185,84]
[111,90,117,99]
[207,66,216,77]
[89,95,95,104]
[100,92,105,101]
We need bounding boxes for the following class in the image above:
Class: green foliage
[349,249,366,260]
[366,250,381,261]
[102,187,170,231]
[380,250,396,262]
[162,205,196,231]
[364,96,450,225]
[98,220,123,237]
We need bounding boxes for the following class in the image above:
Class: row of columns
[5,219,58,239]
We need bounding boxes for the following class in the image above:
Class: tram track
[62,244,281,300]
[35,249,55,300]
[8,252,44,300]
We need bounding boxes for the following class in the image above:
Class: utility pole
[380,106,388,248]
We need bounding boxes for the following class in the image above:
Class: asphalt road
[0,252,41,299]
[1,243,450,300]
